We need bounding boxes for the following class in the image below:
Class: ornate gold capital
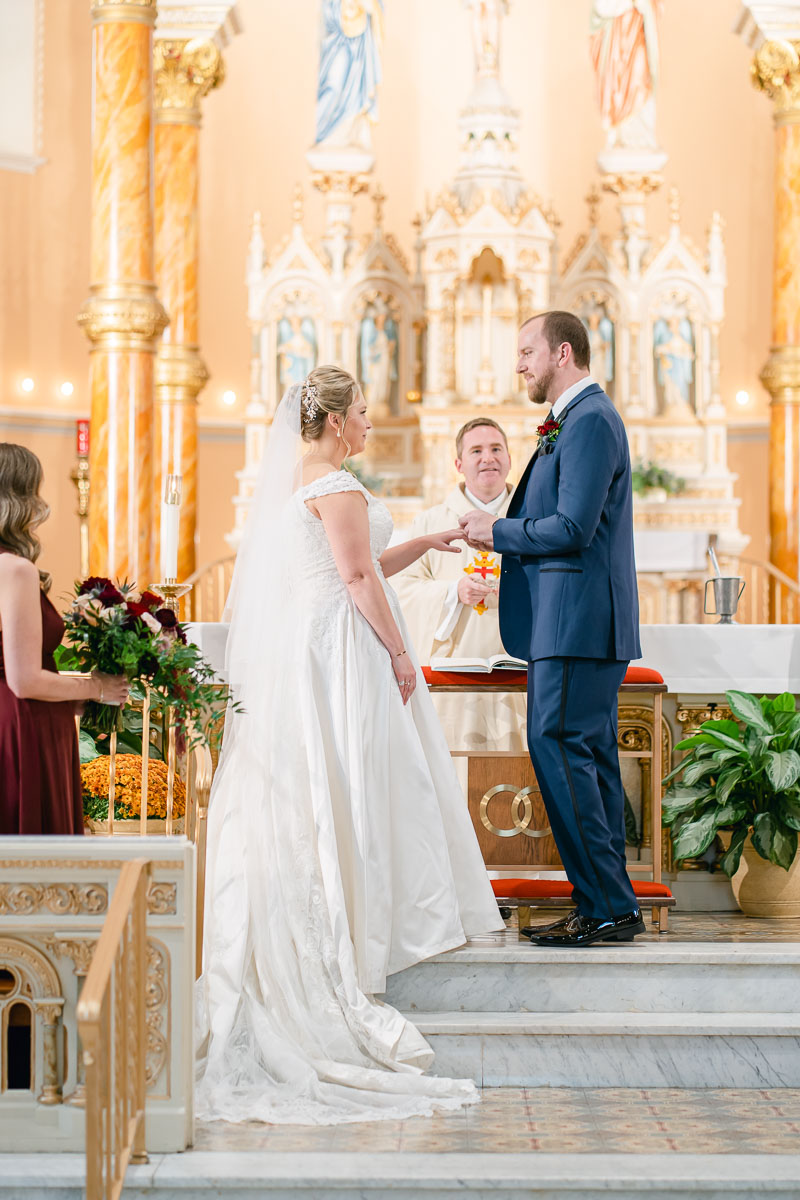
[753,40,800,121]
[40,936,96,976]
[601,173,662,198]
[760,345,800,401]
[310,171,371,197]
[154,39,224,123]
[78,284,169,352]
[91,0,156,26]
[155,343,209,403]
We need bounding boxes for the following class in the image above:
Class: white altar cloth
[639,625,800,696]
[187,622,800,698]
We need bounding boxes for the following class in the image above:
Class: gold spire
[292,183,304,225]
[585,184,601,227]
[372,185,386,229]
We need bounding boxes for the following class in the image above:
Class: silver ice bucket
[704,576,745,624]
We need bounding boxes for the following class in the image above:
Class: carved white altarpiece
[228,1,747,602]
[415,2,556,502]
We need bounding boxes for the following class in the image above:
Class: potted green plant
[631,459,685,503]
[662,689,800,918]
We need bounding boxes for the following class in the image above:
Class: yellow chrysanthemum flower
[81,754,186,819]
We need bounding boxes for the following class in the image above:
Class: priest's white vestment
[393,485,527,751]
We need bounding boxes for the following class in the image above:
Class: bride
[196,365,504,1125]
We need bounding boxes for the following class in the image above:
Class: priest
[394,418,526,750]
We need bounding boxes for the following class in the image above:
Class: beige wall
[0,0,777,600]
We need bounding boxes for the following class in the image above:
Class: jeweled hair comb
[301,380,320,422]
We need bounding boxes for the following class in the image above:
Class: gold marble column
[153,39,223,582]
[753,41,800,600]
[78,0,168,584]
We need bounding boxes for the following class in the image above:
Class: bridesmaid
[0,443,128,835]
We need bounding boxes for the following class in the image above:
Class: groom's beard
[529,364,556,407]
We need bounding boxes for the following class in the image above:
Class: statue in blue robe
[314,1,384,150]
[277,315,317,392]
[653,315,695,415]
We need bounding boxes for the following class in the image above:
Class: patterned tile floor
[195,1088,800,1154]
[195,913,800,1155]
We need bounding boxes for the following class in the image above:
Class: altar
[186,620,800,912]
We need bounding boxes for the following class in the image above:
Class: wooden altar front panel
[464,754,561,869]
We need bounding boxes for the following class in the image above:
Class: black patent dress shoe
[519,907,579,940]
[529,908,645,947]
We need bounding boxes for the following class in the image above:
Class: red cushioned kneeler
[422,665,665,689]
[491,878,673,901]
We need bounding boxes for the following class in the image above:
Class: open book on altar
[429,654,527,673]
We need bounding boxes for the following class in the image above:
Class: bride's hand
[392,651,417,705]
[428,528,464,554]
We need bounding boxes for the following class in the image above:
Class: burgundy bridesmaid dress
[0,583,83,835]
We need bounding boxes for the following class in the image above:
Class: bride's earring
[336,427,342,438]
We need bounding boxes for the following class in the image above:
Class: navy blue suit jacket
[493,383,641,664]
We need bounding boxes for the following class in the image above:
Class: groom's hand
[459,511,498,550]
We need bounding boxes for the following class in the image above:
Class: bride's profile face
[343,391,371,456]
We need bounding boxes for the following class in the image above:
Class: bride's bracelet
[395,649,408,659]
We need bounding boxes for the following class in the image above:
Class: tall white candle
[160,475,182,582]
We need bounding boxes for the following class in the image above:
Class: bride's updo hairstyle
[299,365,359,444]
[0,442,51,592]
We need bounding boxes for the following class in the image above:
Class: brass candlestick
[152,581,192,617]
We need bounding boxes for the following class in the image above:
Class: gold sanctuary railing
[77,858,150,1200]
[73,688,215,1196]
[184,554,235,622]
[737,556,800,624]
[75,682,217,840]
[186,552,800,626]
[637,556,800,625]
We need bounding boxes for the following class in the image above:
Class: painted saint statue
[584,308,615,400]
[589,0,662,152]
[464,0,509,79]
[277,314,318,392]
[653,315,695,417]
[359,307,398,416]
[314,0,385,150]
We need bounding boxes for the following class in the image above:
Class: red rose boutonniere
[536,415,562,453]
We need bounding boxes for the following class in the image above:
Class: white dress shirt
[550,376,596,421]
[434,486,509,642]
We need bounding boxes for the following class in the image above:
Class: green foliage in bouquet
[58,576,235,748]
[662,689,800,875]
[631,459,685,496]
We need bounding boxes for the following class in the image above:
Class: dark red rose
[97,582,124,607]
[126,593,162,619]
[155,607,187,644]
[537,419,559,436]
[78,575,115,596]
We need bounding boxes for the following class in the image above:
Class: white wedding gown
[195,470,504,1125]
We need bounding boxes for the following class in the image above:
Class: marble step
[416,1010,800,1088]
[384,941,800,1015]
[4,1152,800,1200]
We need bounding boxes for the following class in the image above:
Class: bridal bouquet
[60,575,230,743]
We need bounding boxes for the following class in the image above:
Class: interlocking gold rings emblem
[479,785,552,839]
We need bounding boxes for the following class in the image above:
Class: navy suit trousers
[526,657,637,920]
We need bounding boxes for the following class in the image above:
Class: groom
[460,311,643,947]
